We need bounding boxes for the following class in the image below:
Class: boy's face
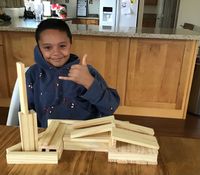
[38,29,71,67]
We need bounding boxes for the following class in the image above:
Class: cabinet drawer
[72,18,99,25]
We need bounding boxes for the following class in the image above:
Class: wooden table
[1,125,200,175]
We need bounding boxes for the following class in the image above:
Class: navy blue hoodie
[26,46,120,128]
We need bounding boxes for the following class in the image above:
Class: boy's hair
[35,18,72,44]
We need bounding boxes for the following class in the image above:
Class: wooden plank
[16,62,28,115]
[6,143,22,153]
[48,123,66,149]
[18,112,38,151]
[48,119,79,126]
[112,127,159,149]
[115,119,154,135]
[30,110,38,150]
[64,132,110,143]
[71,115,114,129]
[6,151,58,164]
[64,141,109,152]
[108,141,158,165]
[71,123,114,139]
[38,121,59,147]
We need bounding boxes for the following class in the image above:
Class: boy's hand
[59,54,94,89]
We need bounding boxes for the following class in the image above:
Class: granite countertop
[0,18,200,40]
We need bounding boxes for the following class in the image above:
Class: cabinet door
[71,35,129,104]
[4,32,36,94]
[0,33,10,106]
[121,38,197,118]
[0,46,10,99]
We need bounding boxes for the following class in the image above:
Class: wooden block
[48,119,79,126]
[71,115,115,129]
[109,138,116,149]
[30,110,38,150]
[64,132,110,143]
[38,122,65,159]
[108,141,158,165]
[38,121,59,147]
[16,62,29,115]
[48,123,66,148]
[6,143,22,153]
[18,111,38,151]
[71,123,114,139]
[112,127,159,149]
[114,119,154,135]
[6,142,58,164]
[6,151,58,164]
[64,141,109,152]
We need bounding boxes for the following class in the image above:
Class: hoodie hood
[34,46,80,71]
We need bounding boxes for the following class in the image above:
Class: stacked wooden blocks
[6,62,159,165]
[62,115,159,165]
[6,62,60,164]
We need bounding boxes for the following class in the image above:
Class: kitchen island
[0,19,200,119]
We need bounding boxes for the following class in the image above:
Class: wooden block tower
[16,62,38,151]
[6,62,59,164]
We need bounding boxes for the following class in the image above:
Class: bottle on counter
[34,0,43,22]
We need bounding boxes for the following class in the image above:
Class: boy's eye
[43,46,51,50]
[60,44,67,48]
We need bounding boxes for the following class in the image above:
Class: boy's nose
[52,47,61,55]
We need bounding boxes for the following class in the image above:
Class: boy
[26,18,120,128]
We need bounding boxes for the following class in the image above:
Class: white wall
[176,0,200,28]
[88,0,99,15]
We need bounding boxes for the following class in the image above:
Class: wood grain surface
[1,125,200,175]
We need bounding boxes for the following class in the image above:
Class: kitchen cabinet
[0,30,198,119]
[71,35,129,95]
[3,32,36,96]
[118,39,197,118]
[0,33,10,107]
[72,18,99,25]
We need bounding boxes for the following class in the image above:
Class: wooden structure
[6,62,159,165]
[6,62,60,164]
[63,116,159,164]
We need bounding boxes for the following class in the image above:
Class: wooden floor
[1,107,200,139]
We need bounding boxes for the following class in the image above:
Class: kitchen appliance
[99,0,139,31]
[99,0,116,31]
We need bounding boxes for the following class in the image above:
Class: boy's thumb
[81,54,87,66]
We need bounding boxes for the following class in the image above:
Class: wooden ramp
[62,116,159,165]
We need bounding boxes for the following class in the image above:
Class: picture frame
[76,0,88,17]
